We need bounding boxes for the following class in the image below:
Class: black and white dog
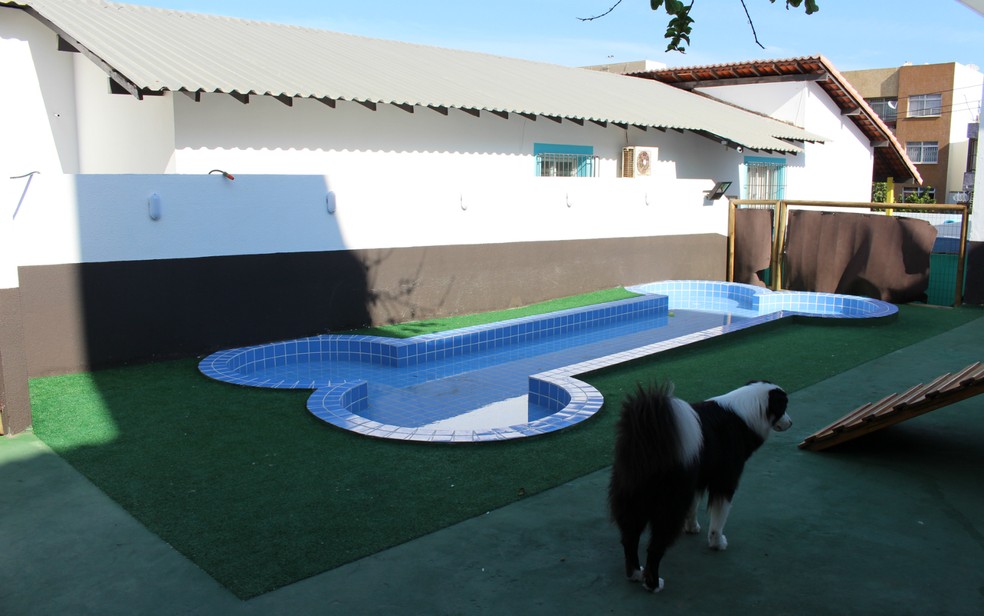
[608,380,791,593]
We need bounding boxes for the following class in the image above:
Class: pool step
[799,361,984,451]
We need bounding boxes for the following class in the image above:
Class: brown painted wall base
[0,287,32,435]
[18,235,725,379]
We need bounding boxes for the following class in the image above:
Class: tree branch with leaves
[579,0,820,53]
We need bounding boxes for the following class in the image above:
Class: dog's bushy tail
[611,381,701,494]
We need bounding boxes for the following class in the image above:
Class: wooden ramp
[799,362,984,451]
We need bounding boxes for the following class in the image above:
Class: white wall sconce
[326,191,337,214]
[460,194,467,211]
[148,192,162,221]
[566,193,573,208]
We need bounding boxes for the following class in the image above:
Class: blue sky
[127,1,984,73]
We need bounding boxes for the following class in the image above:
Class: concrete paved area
[3,313,984,615]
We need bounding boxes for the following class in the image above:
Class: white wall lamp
[326,191,337,214]
[148,192,162,221]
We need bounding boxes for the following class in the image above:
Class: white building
[0,0,914,433]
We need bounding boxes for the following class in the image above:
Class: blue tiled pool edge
[199,281,897,443]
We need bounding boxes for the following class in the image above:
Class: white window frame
[869,97,898,122]
[908,93,942,118]
[741,156,786,200]
[906,141,939,164]
[533,143,598,178]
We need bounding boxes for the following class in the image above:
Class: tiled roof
[636,56,921,183]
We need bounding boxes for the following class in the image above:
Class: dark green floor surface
[3,311,983,615]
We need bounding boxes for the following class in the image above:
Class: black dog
[609,380,791,592]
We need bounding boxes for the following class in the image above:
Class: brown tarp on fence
[783,209,936,303]
[733,208,773,287]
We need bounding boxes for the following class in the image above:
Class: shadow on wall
[78,173,374,367]
[17,174,376,376]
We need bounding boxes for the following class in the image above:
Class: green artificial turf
[344,286,639,338]
[29,300,983,599]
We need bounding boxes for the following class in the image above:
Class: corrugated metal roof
[4,0,829,153]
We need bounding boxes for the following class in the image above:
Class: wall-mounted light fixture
[326,191,337,214]
[460,194,467,211]
[148,192,162,221]
[209,169,235,180]
[704,181,732,201]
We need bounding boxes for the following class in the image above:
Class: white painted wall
[73,59,176,173]
[694,81,876,202]
[0,9,80,177]
[2,9,883,290]
[971,79,984,242]
[168,91,741,183]
[1,10,78,291]
[1,168,729,266]
[948,63,983,203]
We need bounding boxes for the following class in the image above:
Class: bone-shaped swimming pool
[199,280,896,443]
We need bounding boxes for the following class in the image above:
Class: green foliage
[872,182,889,203]
[650,0,694,52]
[783,0,820,13]
[650,0,820,53]
[345,287,638,338]
[904,187,936,204]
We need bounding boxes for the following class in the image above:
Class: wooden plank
[804,402,874,442]
[866,374,954,420]
[801,402,875,443]
[882,382,938,413]
[958,362,984,385]
[835,394,899,431]
[798,362,984,451]
[802,385,984,451]
[928,362,983,397]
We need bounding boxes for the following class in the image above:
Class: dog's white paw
[708,531,728,551]
[628,568,644,582]
[684,519,700,534]
[643,577,665,593]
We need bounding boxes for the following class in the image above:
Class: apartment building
[843,62,982,204]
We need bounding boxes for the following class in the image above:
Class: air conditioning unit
[620,146,657,178]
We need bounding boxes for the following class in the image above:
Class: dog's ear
[767,387,788,417]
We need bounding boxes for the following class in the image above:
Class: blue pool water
[200,281,897,443]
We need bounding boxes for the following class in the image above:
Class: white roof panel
[5,0,826,152]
